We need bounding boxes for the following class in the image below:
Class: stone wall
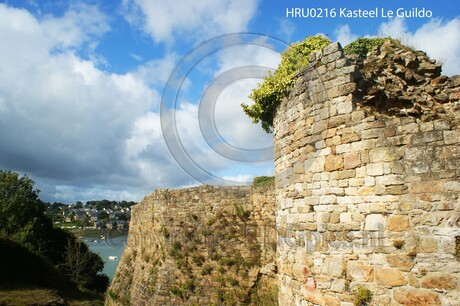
[107,182,277,305]
[274,42,460,305]
[107,41,459,306]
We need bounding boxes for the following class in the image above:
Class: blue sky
[0,0,458,203]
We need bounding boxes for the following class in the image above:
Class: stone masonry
[274,42,460,305]
[107,182,277,305]
[107,41,459,306]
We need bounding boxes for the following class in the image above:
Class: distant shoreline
[66,228,129,238]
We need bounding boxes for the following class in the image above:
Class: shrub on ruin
[241,35,331,133]
[354,286,373,306]
[343,37,388,60]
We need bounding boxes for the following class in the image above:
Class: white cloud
[131,53,179,89]
[215,43,281,74]
[41,2,110,51]
[277,19,295,40]
[335,24,359,47]
[52,185,146,203]
[0,2,279,202]
[125,112,162,159]
[213,79,274,151]
[122,0,260,44]
[208,44,279,154]
[122,42,279,189]
[222,174,253,184]
[0,4,168,201]
[130,53,143,61]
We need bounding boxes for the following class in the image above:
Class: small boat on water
[108,256,118,261]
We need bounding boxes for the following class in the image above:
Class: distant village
[44,200,136,230]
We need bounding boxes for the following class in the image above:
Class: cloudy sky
[0,0,459,203]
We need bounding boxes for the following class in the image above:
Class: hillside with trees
[0,170,109,305]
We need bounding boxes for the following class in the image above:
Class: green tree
[0,170,51,250]
[0,170,109,292]
[61,238,108,291]
[95,200,116,210]
[117,213,128,221]
[98,211,109,220]
[242,35,331,133]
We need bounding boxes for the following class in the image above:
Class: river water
[85,235,127,280]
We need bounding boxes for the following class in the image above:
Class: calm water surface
[85,235,127,280]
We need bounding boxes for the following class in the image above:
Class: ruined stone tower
[274,42,460,305]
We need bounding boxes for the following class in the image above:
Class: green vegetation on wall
[241,35,331,133]
[253,176,274,187]
[353,286,373,306]
[343,37,388,60]
[242,36,424,133]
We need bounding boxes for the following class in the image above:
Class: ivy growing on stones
[242,35,331,133]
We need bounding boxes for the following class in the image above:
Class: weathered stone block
[336,143,351,154]
[409,181,443,194]
[394,288,441,306]
[350,139,375,151]
[421,274,458,290]
[390,161,405,174]
[358,186,374,196]
[338,82,357,96]
[443,130,460,144]
[330,279,346,293]
[323,295,341,306]
[325,155,344,172]
[364,214,386,231]
[369,147,403,162]
[322,257,344,277]
[312,120,328,134]
[398,123,419,134]
[386,185,409,195]
[344,152,360,169]
[351,110,365,121]
[444,181,460,192]
[366,163,384,176]
[293,162,304,174]
[375,268,407,287]
[337,170,356,179]
[387,215,410,231]
[417,237,438,253]
[386,254,415,271]
[412,131,443,145]
[375,175,405,186]
[362,128,383,139]
[322,128,337,139]
[319,195,337,204]
[341,132,361,144]
[304,156,326,173]
[336,97,353,115]
[301,287,325,305]
[323,42,342,55]
[346,261,374,281]
[329,114,351,128]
